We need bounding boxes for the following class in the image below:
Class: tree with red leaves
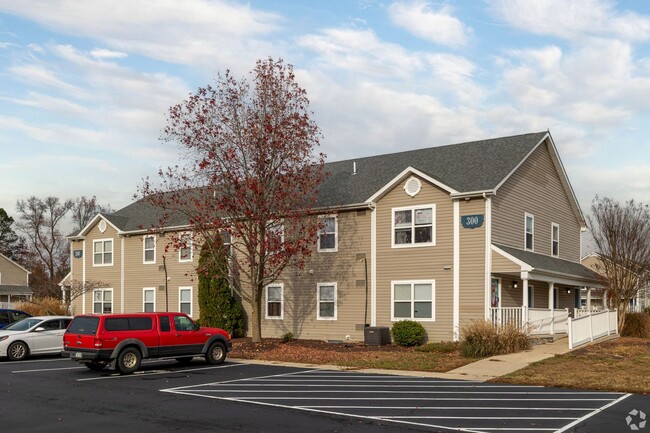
[140,58,327,342]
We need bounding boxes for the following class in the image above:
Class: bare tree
[71,196,114,231]
[588,196,650,330]
[60,279,109,314]
[15,196,73,296]
[140,58,327,342]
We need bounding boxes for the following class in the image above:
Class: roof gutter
[450,189,495,199]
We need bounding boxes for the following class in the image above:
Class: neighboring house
[66,131,602,342]
[0,253,32,308]
[582,252,649,312]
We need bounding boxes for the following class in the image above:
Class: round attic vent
[98,220,107,233]
[404,176,421,197]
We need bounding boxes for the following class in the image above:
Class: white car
[0,316,72,361]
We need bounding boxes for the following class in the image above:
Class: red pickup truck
[62,312,232,374]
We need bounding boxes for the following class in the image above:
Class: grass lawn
[492,337,650,394]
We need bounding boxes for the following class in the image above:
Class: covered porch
[489,244,604,335]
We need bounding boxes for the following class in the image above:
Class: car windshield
[3,318,42,331]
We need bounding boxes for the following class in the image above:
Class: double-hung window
[551,223,559,257]
[93,288,113,314]
[267,221,284,255]
[179,287,192,315]
[392,205,435,247]
[143,235,156,264]
[392,281,435,321]
[266,284,283,319]
[143,288,155,312]
[179,232,193,262]
[93,239,113,266]
[525,213,534,251]
[318,216,338,252]
[317,283,337,320]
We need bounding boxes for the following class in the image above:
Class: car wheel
[7,341,28,361]
[85,362,106,371]
[205,341,227,365]
[116,347,141,374]
[175,357,193,365]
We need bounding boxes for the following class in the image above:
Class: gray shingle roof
[494,243,601,282]
[0,285,32,296]
[74,131,548,235]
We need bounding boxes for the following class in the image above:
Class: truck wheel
[116,347,141,374]
[7,341,28,361]
[205,341,227,365]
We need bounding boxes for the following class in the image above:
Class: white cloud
[388,1,471,46]
[90,48,127,59]
[490,0,650,41]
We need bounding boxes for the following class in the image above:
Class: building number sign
[461,214,484,229]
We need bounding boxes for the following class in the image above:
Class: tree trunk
[251,287,263,343]
[618,301,628,333]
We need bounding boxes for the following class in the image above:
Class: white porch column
[522,277,529,325]
[548,282,555,335]
[603,289,609,310]
[586,288,592,310]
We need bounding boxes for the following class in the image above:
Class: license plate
[73,352,82,359]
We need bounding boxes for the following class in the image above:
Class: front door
[490,278,500,308]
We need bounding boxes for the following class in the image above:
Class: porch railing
[568,309,618,349]
[489,307,524,328]
[489,307,569,335]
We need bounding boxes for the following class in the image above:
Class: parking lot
[2,356,648,433]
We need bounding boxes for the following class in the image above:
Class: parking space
[162,369,631,433]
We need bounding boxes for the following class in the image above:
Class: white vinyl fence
[568,309,618,349]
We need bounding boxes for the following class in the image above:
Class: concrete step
[528,334,567,346]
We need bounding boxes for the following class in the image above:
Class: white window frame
[93,238,113,267]
[551,223,560,257]
[317,215,338,252]
[524,213,534,251]
[143,235,156,264]
[92,288,113,314]
[391,280,435,322]
[179,286,193,316]
[143,287,156,312]
[316,282,337,320]
[392,204,436,248]
[265,283,284,320]
[179,232,193,263]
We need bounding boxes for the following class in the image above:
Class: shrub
[621,313,650,338]
[15,297,67,316]
[644,307,650,315]
[415,341,460,353]
[280,332,294,343]
[391,320,426,346]
[460,320,530,358]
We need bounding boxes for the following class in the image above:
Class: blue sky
[1,0,649,226]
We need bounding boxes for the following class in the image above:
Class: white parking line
[555,393,632,433]
[77,362,246,381]
[12,366,85,373]
[0,357,69,365]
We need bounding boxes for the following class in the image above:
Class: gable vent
[404,177,421,197]
[98,220,107,233]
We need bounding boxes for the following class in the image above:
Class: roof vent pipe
[353,161,357,175]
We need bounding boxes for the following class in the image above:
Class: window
[143,235,156,264]
[143,288,155,312]
[317,283,337,320]
[179,287,192,315]
[267,220,284,254]
[93,288,113,314]
[93,239,113,266]
[179,232,193,262]
[266,284,283,319]
[392,205,435,247]
[318,216,338,252]
[525,213,534,251]
[392,281,435,321]
[173,314,196,331]
[551,223,559,257]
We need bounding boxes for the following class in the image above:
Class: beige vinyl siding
[492,252,521,274]
[256,209,372,342]
[458,197,487,327]
[0,255,28,285]
[375,175,454,342]
[498,278,576,310]
[492,140,581,262]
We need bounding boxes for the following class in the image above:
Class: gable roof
[69,131,559,237]
[0,253,31,275]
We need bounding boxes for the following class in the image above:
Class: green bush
[460,320,530,358]
[391,320,426,346]
[621,313,650,338]
[280,332,294,342]
[644,307,650,315]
